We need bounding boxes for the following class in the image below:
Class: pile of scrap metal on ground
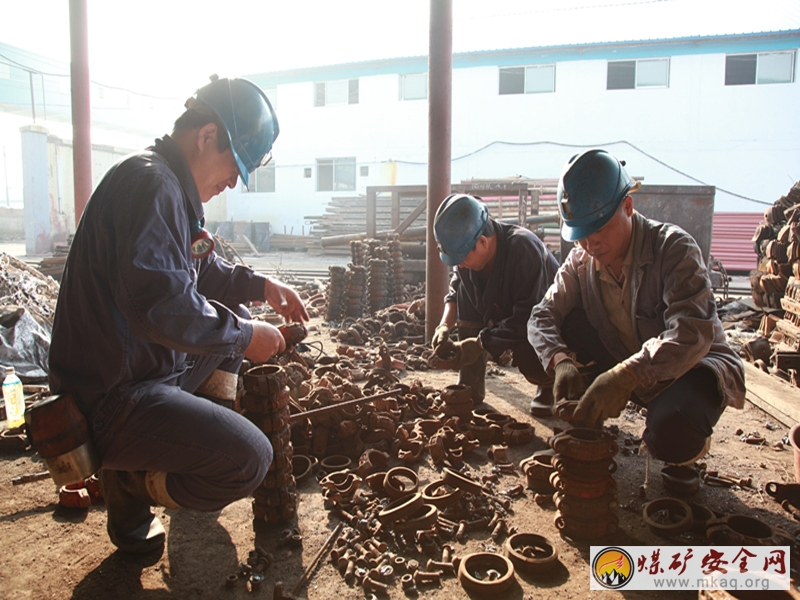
[748,180,800,385]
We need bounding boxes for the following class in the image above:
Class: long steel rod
[288,387,403,423]
[289,521,344,596]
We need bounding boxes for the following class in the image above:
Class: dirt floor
[1,287,799,599]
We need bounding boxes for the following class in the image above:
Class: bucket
[790,423,800,483]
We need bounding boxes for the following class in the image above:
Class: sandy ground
[0,245,796,599]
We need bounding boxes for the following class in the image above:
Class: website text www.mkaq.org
[654,576,771,590]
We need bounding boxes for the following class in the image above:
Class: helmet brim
[560,201,618,242]
[439,249,467,267]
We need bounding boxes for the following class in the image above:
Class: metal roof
[710,212,762,273]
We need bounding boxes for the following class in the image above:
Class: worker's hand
[573,363,638,425]
[245,320,286,363]
[431,324,451,351]
[264,278,309,323]
[553,358,586,402]
[452,338,483,369]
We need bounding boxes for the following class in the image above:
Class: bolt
[344,559,357,584]
[362,576,388,594]
[703,474,735,487]
[400,573,415,589]
[467,516,489,531]
[414,570,442,586]
[491,519,507,543]
[441,544,454,563]
[406,559,420,573]
[456,520,468,542]
[425,559,456,576]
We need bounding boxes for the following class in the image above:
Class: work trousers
[91,305,272,511]
[532,309,725,464]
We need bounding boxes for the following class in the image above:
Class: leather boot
[100,470,168,555]
[529,386,554,417]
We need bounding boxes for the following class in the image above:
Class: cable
[393,139,773,205]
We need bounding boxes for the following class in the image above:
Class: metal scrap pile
[746,180,800,385]
[0,252,60,332]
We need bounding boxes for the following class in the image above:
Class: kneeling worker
[528,149,745,464]
[431,193,559,411]
[48,76,308,555]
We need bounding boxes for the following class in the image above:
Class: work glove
[431,324,451,352]
[553,358,586,402]
[452,338,484,369]
[573,363,638,425]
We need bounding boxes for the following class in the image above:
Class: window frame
[242,162,276,193]
[607,57,671,90]
[400,72,427,100]
[316,157,357,192]
[498,64,556,95]
[725,51,796,86]
[313,79,359,106]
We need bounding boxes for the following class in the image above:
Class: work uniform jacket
[49,136,268,421]
[445,221,559,357]
[528,211,745,407]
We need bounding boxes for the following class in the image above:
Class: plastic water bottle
[3,366,25,429]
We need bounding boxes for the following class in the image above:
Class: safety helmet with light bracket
[433,194,490,266]
[186,74,279,189]
[558,148,639,242]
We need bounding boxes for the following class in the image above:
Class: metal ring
[643,497,694,537]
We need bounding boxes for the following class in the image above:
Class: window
[400,73,427,100]
[0,63,10,79]
[304,168,312,178]
[499,65,556,95]
[314,79,359,106]
[243,163,275,193]
[317,158,356,191]
[607,58,670,89]
[725,51,795,85]
[360,166,369,177]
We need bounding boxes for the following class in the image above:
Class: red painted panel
[710,212,762,273]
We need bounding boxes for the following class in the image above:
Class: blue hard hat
[558,149,635,242]
[433,194,489,266]
[187,75,279,189]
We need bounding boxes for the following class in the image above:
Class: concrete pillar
[21,125,51,255]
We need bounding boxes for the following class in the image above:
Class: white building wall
[226,44,799,232]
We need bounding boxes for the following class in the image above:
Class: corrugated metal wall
[710,212,762,274]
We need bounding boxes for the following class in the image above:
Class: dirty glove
[452,338,483,369]
[574,363,638,425]
[553,358,586,402]
[431,324,451,351]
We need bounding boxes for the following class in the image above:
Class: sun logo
[592,547,634,589]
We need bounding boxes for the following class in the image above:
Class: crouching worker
[528,149,745,465]
[48,76,308,555]
[431,193,559,411]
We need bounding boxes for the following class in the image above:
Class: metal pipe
[69,0,92,223]
[288,387,403,423]
[425,0,452,343]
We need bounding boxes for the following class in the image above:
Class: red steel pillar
[425,0,453,341]
[69,0,92,223]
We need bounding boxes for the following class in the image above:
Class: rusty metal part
[58,485,91,509]
[643,497,694,537]
[421,479,464,508]
[553,491,617,519]
[11,471,52,485]
[706,514,793,546]
[549,472,616,499]
[378,493,425,524]
[687,502,716,535]
[442,467,484,495]
[394,504,440,533]
[551,455,617,482]
[319,455,352,474]
[661,465,701,496]
[426,559,456,576]
[504,533,559,576]
[383,467,419,499]
[491,519,507,542]
[522,450,556,494]
[292,455,314,484]
[226,573,239,588]
[457,552,516,595]
[554,512,618,539]
[413,570,442,586]
[289,521,344,597]
[549,427,618,461]
[288,387,404,424]
[503,421,535,445]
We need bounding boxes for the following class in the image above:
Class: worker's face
[193,124,241,202]
[459,236,489,270]
[577,196,634,267]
